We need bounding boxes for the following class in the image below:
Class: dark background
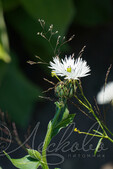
[0,0,113,168]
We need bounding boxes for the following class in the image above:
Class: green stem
[52,103,63,126]
[75,95,107,135]
[107,136,113,143]
[91,109,107,136]
[75,93,113,145]
[42,103,62,169]
[75,95,89,110]
[76,81,92,108]
[75,83,109,137]
[93,130,103,136]
[42,121,52,169]
[75,81,113,148]
[78,131,105,138]
[102,122,113,137]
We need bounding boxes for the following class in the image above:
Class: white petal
[97,82,113,104]
[48,55,91,80]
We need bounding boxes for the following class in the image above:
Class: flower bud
[55,80,77,98]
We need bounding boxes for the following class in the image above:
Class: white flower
[49,55,91,80]
[97,81,113,104]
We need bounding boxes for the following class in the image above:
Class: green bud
[55,80,77,99]
[27,149,41,160]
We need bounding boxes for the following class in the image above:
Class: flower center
[67,66,71,73]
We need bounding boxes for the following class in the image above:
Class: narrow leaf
[93,130,103,136]
[94,138,103,156]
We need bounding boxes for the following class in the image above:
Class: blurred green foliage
[0,43,11,62]
[2,0,19,11]
[74,0,112,26]
[0,0,112,126]
[0,55,41,126]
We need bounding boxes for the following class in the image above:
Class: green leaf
[4,152,41,169]
[27,149,41,161]
[52,114,75,138]
[51,101,75,138]
[0,55,41,127]
[75,0,112,26]
[94,138,103,156]
[19,0,75,34]
[0,44,11,63]
[54,101,70,124]
[43,102,75,148]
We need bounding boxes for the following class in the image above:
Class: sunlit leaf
[4,152,41,169]
[0,44,11,63]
